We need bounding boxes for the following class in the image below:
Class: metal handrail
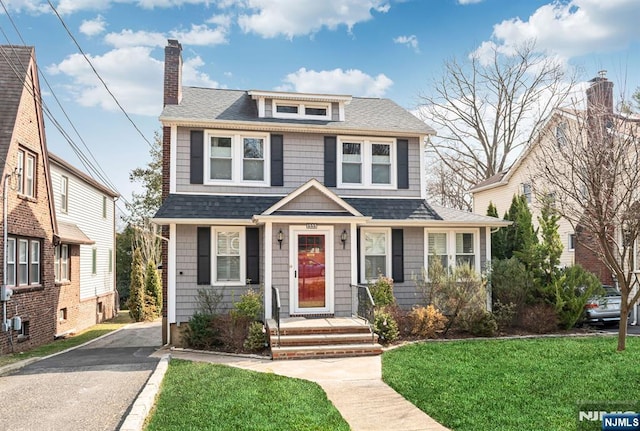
[271,286,281,347]
[351,284,376,343]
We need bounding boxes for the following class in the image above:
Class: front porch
[266,317,383,360]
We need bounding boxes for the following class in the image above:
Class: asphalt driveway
[0,320,162,431]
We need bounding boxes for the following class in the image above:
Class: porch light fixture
[277,229,284,249]
[341,230,348,249]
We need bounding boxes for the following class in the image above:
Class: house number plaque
[306,223,317,229]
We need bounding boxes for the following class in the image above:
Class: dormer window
[272,100,331,120]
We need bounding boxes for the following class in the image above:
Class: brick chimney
[586,70,613,114]
[164,39,182,106]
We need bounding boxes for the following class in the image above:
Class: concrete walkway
[157,349,449,431]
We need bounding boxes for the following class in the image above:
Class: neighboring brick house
[154,40,508,345]
[0,45,118,354]
[48,153,118,335]
[470,72,625,285]
[0,45,59,353]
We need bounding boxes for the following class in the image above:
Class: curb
[119,354,171,431]
[0,324,133,377]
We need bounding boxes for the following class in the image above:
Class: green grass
[0,311,134,367]
[145,360,350,431]
[382,336,640,431]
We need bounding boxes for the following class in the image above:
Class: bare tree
[425,156,473,211]
[419,41,575,200]
[534,76,640,351]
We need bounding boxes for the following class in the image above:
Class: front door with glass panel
[291,229,333,314]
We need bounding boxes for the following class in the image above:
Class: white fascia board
[364,219,511,227]
[153,218,256,226]
[253,215,371,224]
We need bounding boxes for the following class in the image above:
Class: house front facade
[49,153,118,335]
[155,40,508,345]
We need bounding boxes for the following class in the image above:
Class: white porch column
[264,222,273,319]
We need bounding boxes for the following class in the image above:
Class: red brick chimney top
[164,39,182,106]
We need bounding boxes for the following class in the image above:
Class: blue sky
[1,0,639,221]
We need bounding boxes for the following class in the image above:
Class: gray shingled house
[154,40,508,356]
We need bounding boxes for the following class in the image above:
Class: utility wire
[46,0,154,150]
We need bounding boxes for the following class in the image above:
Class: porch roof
[154,194,508,226]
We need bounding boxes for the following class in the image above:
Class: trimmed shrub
[373,309,399,344]
[128,248,146,321]
[211,314,252,352]
[231,288,263,321]
[490,257,535,317]
[492,300,517,330]
[244,321,268,351]
[460,310,498,337]
[183,312,218,349]
[546,265,603,329]
[408,305,447,339]
[369,275,395,307]
[386,304,412,337]
[144,260,162,318]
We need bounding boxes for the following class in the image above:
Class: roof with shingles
[0,45,33,176]
[160,87,435,135]
[49,152,119,198]
[154,194,507,225]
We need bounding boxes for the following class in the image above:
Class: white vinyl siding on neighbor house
[360,228,392,283]
[205,131,270,186]
[50,162,115,300]
[425,228,480,272]
[338,137,396,189]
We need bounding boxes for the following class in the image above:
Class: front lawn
[383,336,640,431]
[145,360,349,431]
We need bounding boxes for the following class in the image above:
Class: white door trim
[289,225,334,314]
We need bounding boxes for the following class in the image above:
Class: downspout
[3,174,9,331]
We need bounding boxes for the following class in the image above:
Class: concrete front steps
[267,317,383,360]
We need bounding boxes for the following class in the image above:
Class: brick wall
[0,59,58,354]
[575,228,614,286]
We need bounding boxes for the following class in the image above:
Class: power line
[46,0,154,150]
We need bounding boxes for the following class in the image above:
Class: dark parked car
[299,258,325,278]
[584,285,622,325]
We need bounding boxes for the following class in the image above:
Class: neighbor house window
[360,228,391,282]
[55,244,70,282]
[7,237,41,286]
[338,137,396,188]
[92,248,97,275]
[568,233,576,251]
[61,176,68,213]
[108,249,113,273]
[206,132,269,185]
[213,227,245,284]
[555,122,568,148]
[102,196,107,218]
[17,150,36,198]
[521,183,532,204]
[425,229,479,273]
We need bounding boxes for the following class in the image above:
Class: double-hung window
[338,137,395,188]
[361,228,391,282]
[60,176,69,213]
[55,244,70,282]
[17,149,36,198]
[206,132,269,185]
[6,236,41,286]
[425,229,479,273]
[213,227,245,285]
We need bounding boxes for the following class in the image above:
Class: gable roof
[160,87,435,137]
[0,45,34,177]
[49,153,119,198]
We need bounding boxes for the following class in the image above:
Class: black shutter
[397,139,409,189]
[246,227,260,285]
[197,227,210,285]
[392,229,404,282]
[190,130,204,184]
[324,136,337,187]
[271,134,284,186]
[356,228,361,283]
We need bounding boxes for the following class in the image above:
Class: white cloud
[394,35,419,53]
[79,15,107,36]
[104,29,166,47]
[277,68,393,98]
[236,0,390,38]
[475,0,640,61]
[54,0,215,14]
[47,46,218,115]
[171,24,229,46]
[458,0,483,4]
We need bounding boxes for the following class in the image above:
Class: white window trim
[55,244,70,283]
[204,130,270,187]
[360,227,392,284]
[61,175,69,213]
[271,99,331,121]
[424,228,481,275]
[25,153,35,197]
[6,238,15,286]
[568,233,576,252]
[337,136,397,189]
[211,227,246,286]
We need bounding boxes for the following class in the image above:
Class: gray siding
[392,227,425,310]
[281,188,345,212]
[175,128,422,198]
